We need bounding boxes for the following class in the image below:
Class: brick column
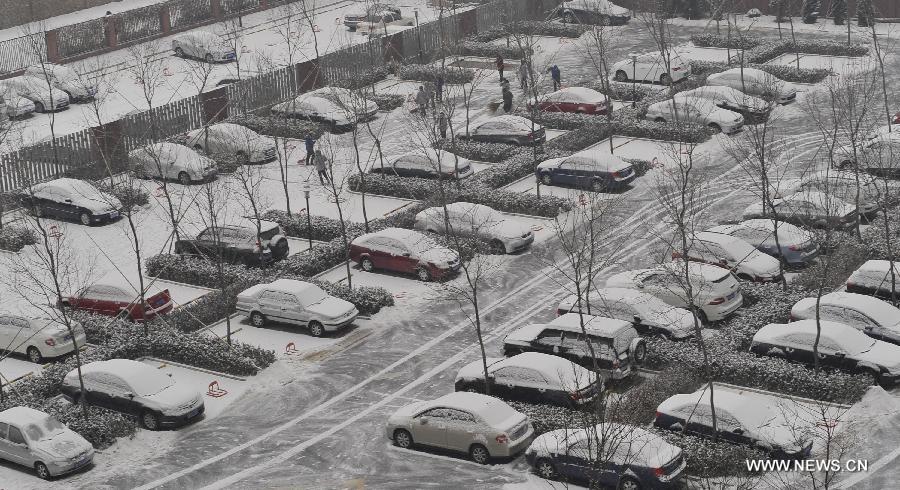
[45,30,60,63]
[104,15,118,49]
[160,6,171,34]
[259,0,269,10]
[211,0,223,20]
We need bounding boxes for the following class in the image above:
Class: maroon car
[894,111,900,124]
[349,227,461,282]
[62,283,173,322]
[528,87,609,115]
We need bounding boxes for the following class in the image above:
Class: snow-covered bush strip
[0,226,38,252]
[690,60,831,84]
[690,34,868,63]
[391,63,475,85]
[230,114,327,140]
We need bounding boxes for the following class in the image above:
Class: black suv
[174,219,289,266]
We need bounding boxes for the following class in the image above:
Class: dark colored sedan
[62,283,172,322]
[174,219,289,267]
[20,178,121,226]
[457,115,545,146]
[557,0,631,25]
[536,152,636,192]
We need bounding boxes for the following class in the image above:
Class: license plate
[109,211,119,219]
[188,407,201,418]
[727,291,737,300]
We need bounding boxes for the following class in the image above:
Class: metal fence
[115,5,164,44]
[56,19,106,59]
[226,65,298,115]
[167,0,214,30]
[0,35,45,76]
[120,96,205,152]
[0,130,95,190]
[222,0,261,15]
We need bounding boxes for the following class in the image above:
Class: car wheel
[614,70,628,82]
[35,462,51,480]
[464,384,481,393]
[469,443,490,464]
[417,267,432,282]
[698,310,709,324]
[591,179,606,192]
[855,367,879,383]
[178,171,192,186]
[117,309,134,322]
[631,340,647,365]
[535,458,557,479]
[174,47,184,57]
[618,476,642,490]
[193,144,204,152]
[250,311,266,327]
[141,411,160,430]
[660,73,673,85]
[562,12,576,24]
[79,211,92,226]
[308,320,325,337]
[736,272,753,281]
[361,257,375,272]
[836,159,852,169]
[34,102,45,113]
[236,150,249,164]
[31,205,43,217]
[489,239,506,255]
[27,346,43,364]
[205,53,214,63]
[540,173,553,185]
[708,123,722,133]
[599,15,611,26]
[393,429,413,449]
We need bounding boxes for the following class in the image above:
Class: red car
[62,283,173,322]
[349,227,461,281]
[893,111,900,124]
[528,87,609,115]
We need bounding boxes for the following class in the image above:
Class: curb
[137,356,247,382]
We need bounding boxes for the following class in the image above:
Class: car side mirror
[124,391,134,398]
[65,198,72,203]
[419,417,429,425]
[717,257,728,265]
[732,427,745,435]
[633,315,641,324]
[401,252,411,257]
[636,283,644,289]
[835,351,846,358]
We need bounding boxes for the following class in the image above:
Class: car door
[193,227,222,257]
[385,238,417,274]
[641,273,683,307]
[490,367,520,400]
[443,409,481,451]
[90,285,121,316]
[557,439,595,482]
[412,408,449,447]
[109,375,144,415]
[0,316,13,353]
[555,160,580,186]
[361,237,392,269]
[531,328,565,356]
[81,372,113,408]
[815,335,849,370]
[2,425,32,466]
[844,308,889,341]
[257,290,289,324]
[281,292,307,326]
[6,317,31,354]
[781,331,816,365]
[391,155,414,177]
[0,422,14,465]
[42,185,70,219]
[473,121,500,142]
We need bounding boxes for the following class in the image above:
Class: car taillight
[45,338,56,346]
[788,244,799,251]
[789,313,795,321]
[612,171,622,178]
[671,251,682,259]
[655,410,661,419]
[496,434,509,444]
[709,297,725,305]
[254,240,263,253]
[846,281,855,288]
[569,391,582,400]
[528,132,535,141]
[654,467,665,477]
[612,359,620,369]
[556,309,565,316]
[672,66,682,71]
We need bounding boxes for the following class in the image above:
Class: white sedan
[707,219,818,267]
[742,191,857,229]
[271,93,357,130]
[674,85,769,119]
[646,97,744,134]
[611,51,690,85]
[414,202,534,254]
[834,125,900,177]
[308,86,379,120]
[706,67,797,104]
[0,407,94,479]
[788,170,884,215]
[172,31,235,62]
[0,314,86,363]
[23,63,97,102]
[1,91,36,118]
[678,231,782,282]
[0,77,70,112]
[129,142,218,185]
[185,123,277,163]
[556,287,697,339]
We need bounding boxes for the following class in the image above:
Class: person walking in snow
[518,61,529,90]
[502,86,513,113]
[314,149,330,185]
[495,54,505,80]
[437,111,448,139]
[415,85,429,117]
[435,74,444,103]
[549,64,561,91]
[304,134,315,165]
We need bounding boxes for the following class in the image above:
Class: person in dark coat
[435,74,444,102]
[549,64,561,91]
[437,111,448,139]
[304,134,315,165]
[502,87,513,113]
[415,85,429,117]
[495,54,504,80]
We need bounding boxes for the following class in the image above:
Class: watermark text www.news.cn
[746,459,869,472]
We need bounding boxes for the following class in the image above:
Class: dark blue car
[707,219,819,267]
[525,423,685,489]
[536,153,637,192]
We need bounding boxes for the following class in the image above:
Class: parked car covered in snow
[454,352,601,406]
[370,148,473,180]
[344,3,402,30]
[308,86,379,120]
[741,191,858,230]
[527,87,609,115]
[526,423,686,487]
[0,314,86,364]
[0,407,94,479]
[61,359,205,430]
[605,261,743,322]
[791,292,900,345]
[386,392,534,464]
[612,51,690,85]
[413,202,534,254]
[185,123,277,164]
[503,313,646,381]
[129,142,218,185]
[19,178,121,226]
[655,388,813,457]
[174,218,289,267]
[236,279,358,337]
[785,170,884,216]
[847,260,900,300]
[23,63,96,102]
[706,67,797,105]
[751,320,900,386]
[0,76,70,112]
[536,151,637,191]
[556,0,631,25]
[457,115,545,145]
[1,91,36,118]
[270,93,357,130]
[556,287,697,339]
[674,231,782,282]
[61,282,173,323]
[674,85,769,120]
[645,97,744,134]
[172,31,235,62]
[834,125,900,177]
[349,227,460,281]
[707,219,818,267]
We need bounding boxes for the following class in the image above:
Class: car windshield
[67,181,100,199]
[130,371,175,396]
[842,330,878,354]
[478,402,519,427]
[407,234,439,255]
[24,416,66,441]
[303,286,328,305]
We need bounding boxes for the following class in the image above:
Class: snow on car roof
[855,260,900,275]
[363,227,423,243]
[0,406,50,425]
[662,260,731,281]
[74,359,153,379]
[754,319,874,352]
[819,292,900,321]
[555,86,606,101]
[431,391,516,418]
[549,313,633,336]
[263,279,321,295]
[500,352,589,379]
[481,115,535,129]
[660,388,774,429]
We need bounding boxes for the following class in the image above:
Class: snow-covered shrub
[317,282,395,316]
[690,60,831,84]
[692,35,868,64]
[645,338,871,404]
[263,209,365,242]
[93,180,150,209]
[368,93,405,111]
[515,109,599,130]
[794,231,870,292]
[332,66,390,90]
[0,225,38,252]
[230,114,326,140]
[438,139,519,163]
[652,429,766,478]
[716,282,813,350]
[392,63,475,85]
[472,147,567,189]
[457,40,528,59]
[690,33,763,50]
[505,20,589,38]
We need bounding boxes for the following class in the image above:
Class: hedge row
[437,139,519,163]
[458,40,529,60]
[690,33,763,51]
[93,180,150,209]
[0,225,38,252]
[471,21,588,43]
[392,63,475,85]
[691,34,868,63]
[231,114,326,140]
[716,282,813,350]
[690,60,831,84]
[369,93,406,111]
[332,66,390,91]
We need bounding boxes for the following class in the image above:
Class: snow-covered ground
[0,356,42,384]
